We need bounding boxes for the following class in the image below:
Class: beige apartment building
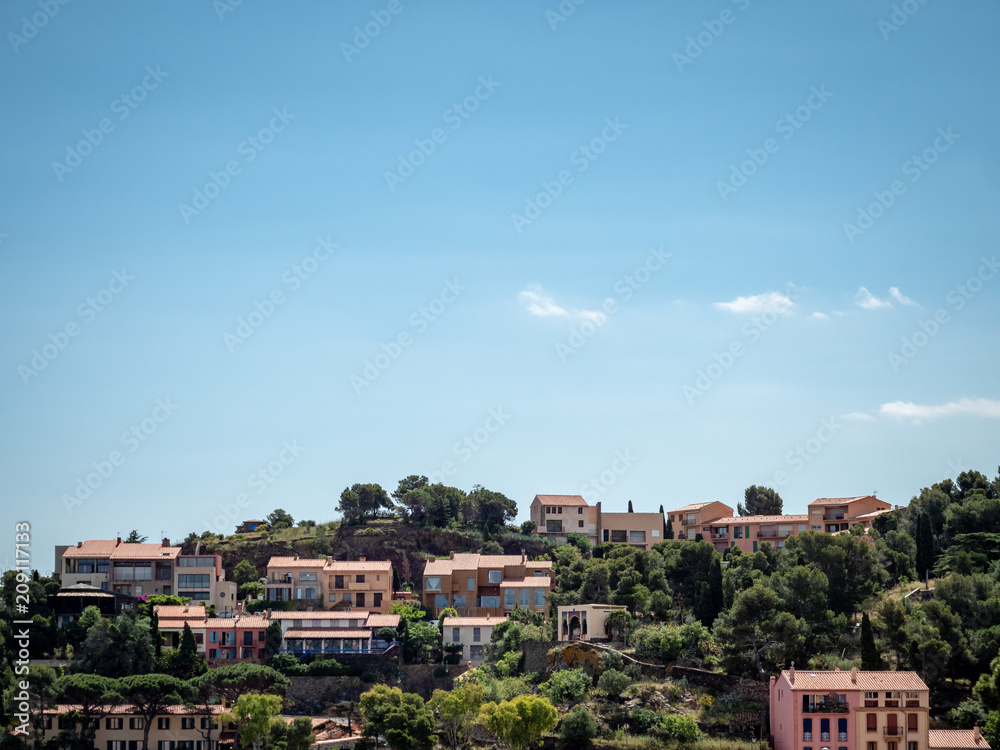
[807,495,893,532]
[40,704,227,750]
[529,494,666,551]
[265,556,393,613]
[707,514,810,554]
[422,552,553,618]
[441,615,497,664]
[57,539,236,609]
[667,501,734,541]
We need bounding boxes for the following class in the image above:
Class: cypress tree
[627,500,634,513]
[665,517,674,540]
[697,557,724,627]
[860,612,879,670]
[916,512,935,583]
[150,610,162,659]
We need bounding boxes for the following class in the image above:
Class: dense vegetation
[4,467,1000,748]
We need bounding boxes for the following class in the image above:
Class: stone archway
[568,615,582,641]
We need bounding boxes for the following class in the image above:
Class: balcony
[905,700,920,707]
[885,700,899,707]
[864,700,879,707]
[711,531,728,540]
[802,702,849,714]
[821,733,830,742]
[884,727,904,737]
[270,574,292,584]
[802,734,812,741]
[839,733,848,741]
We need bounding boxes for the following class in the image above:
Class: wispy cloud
[889,287,917,306]
[854,286,893,310]
[517,285,605,323]
[878,398,1000,421]
[714,291,794,315]
[811,311,830,321]
[842,411,876,421]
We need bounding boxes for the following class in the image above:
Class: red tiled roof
[154,604,208,618]
[62,539,120,558]
[266,556,392,572]
[271,612,361,620]
[157,619,208,630]
[110,543,181,560]
[671,501,732,514]
[809,495,878,506]
[205,616,270,628]
[441,616,500,627]
[499,577,551,588]
[710,514,809,525]
[929,730,987,750]
[267,556,327,568]
[424,553,550,577]
[534,494,588,506]
[366,614,401,628]
[284,628,373,639]
[781,669,928,692]
[851,508,896,520]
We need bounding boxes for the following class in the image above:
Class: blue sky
[2,0,998,573]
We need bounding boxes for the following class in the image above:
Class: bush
[659,714,700,743]
[597,668,633,697]
[541,668,590,705]
[433,666,448,679]
[560,706,597,748]
[633,624,684,662]
[948,699,987,728]
[599,649,624,673]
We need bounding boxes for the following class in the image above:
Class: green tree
[478,695,558,750]
[428,683,484,750]
[784,531,886,616]
[714,583,805,680]
[861,612,880,669]
[604,610,634,642]
[120,674,190,750]
[78,614,155,678]
[338,483,393,524]
[266,509,294,530]
[264,621,284,656]
[164,623,208,679]
[597,669,633,697]
[738,486,783,516]
[540,668,589,705]
[220,693,283,750]
[559,706,597,748]
[468,485,518,533]
[359,685,437,750]
[190,663,289,706]
[697,557,724,626]
[124,530,148,543]
[628,500,634,512]
[150,609,163,660]
[665,516,674,539]
[916,512,936,583]
[232,560,258,586]
[51,674,122,748]
[268,715,314,750]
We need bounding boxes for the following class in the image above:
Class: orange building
[707,514,810,554]
[422,552,552,618]
[666,501,734,541]
[807,495,893,533]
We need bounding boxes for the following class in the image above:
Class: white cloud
[832,310,845,317]
[811,312,830,321]
[713,291,795,315]
[878,398,1000,421]
[889,287,917,305]
[842,411,876,422]
[517,285,605,323]
[855,286,893,310]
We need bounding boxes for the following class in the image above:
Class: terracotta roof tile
[284,628,374,639]
[809,495,877,506]
[534,494,589,506]
[154,604,208,618]
[205,616,270,628]
[710,514,809,525]
[62,539,120,558]
[442,616,501,627]
[49,704,224,715]
[365,614,401,628]
[109,543,181,560]
[499,577,551,588]
[929,730,987,750]
[781,669,928,692]
[852,508,896,520]
[266,556,392,572]
[671,502,733,514]
[271,612,363,620]
[267,556,327,568]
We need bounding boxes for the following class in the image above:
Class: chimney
[851,666,857,683]
[487,612,491,621]
[450,552,455,560]
[770,676,776,688]
[359,556,366,563]
[789,667,795,684]
[116,537,122,546]
[162,538,170,547]
[975,726,982,743]
[521,549,526,565]
[77,541,83,548]
[265,609,272,619]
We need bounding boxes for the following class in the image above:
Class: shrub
[560,706,597,748]
[597,668,633,697]
[633,624,684,662]
[599,649,624,673]
[433,666,448,679]
[541,668,590,705]
[660,714,700,743]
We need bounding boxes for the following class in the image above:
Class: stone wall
[671,666,769,703]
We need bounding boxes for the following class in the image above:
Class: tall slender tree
[860,612,880,669]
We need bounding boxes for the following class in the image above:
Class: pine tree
[861,612,880,670]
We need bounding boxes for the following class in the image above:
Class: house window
[201,718,210,730]
[488,570,502,584]
[453,595,466,608]
[356,575,365,583]
[803,718,812,740]
[652,529,659,537]
[106,718,124,730]
[868,744,878,750]
[470,645,483,659]
[578,520,584,528]
[435,594,449,608]
[504,589,515,608]
[298,572,317,582]
[866,714,877,732]
[334,575,345,589]
[209,649,217,659]
[546,520,563,533]
[473,627,481,642]
[578,507,583,514]
[452,628,460,643]
[611,530,627,543]
[158,718,170,730]
[342,593,352,603]
[129,718,144,730]
[603,530,609,542]
[181,718,195,730]
[468,577,475,591]
[907,714,918,732]
[479,595,500,608]
[519,588,530,607]
[426,577,441,591]
[908,743,918,750]
[243,631,253,646]
[535,588,545,608]
[329,594,337,602]
[558,507,562,514]
[888,743,897,750]
[356,592,366,607]
[629,530,646,544]
[373,593,382,608]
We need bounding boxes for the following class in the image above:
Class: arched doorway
[568,615,582,641]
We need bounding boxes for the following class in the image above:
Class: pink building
[771,668,929,750]
[707,514,809,554]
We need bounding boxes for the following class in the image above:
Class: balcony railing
[905,700,920,707]
[802,702,849,714]
[865,700,879,707]
[885,700,899,707]
[802,733,812,741]
[839,733,848,741]
[821,733,830,742]
[884,727,904,737]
